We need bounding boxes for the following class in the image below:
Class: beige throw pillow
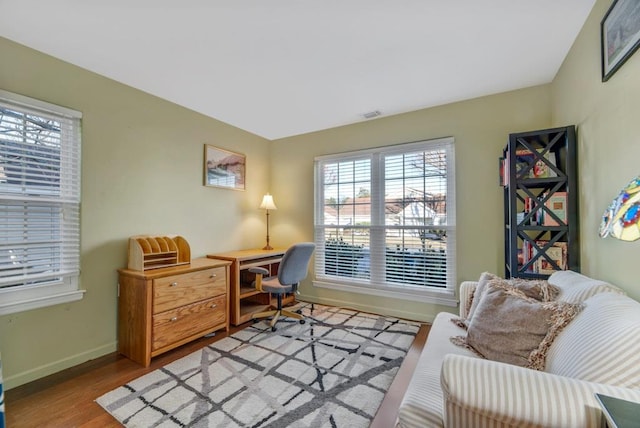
[509,277,560,302]
[451,279,581,370]
[465,272,500,321]
[454,273,560,330]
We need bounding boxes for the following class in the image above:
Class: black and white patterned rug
[97,303,420,427]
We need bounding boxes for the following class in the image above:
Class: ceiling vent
[363,110,382,119]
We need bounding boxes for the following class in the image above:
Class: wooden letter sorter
[127,235,191,271]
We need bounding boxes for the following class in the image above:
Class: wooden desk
[207,248,294,326]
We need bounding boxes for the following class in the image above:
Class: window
[0,90,83,315]
[314,137,456,306]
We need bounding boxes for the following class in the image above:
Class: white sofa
[397,270,640,427]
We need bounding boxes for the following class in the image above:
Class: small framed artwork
[601,0,640,82]
[203,144,246,190]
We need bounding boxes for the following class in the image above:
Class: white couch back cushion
[549,270,625,304]
[546,292,640,388]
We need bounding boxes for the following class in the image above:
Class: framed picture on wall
[601,0,640,81]
[203,144,246,190]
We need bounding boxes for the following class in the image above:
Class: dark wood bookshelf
[501,125,580,279]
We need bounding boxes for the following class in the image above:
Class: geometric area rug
[97,303,420,427]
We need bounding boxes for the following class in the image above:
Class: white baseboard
[297,294,436,324]
[3,298,433,390]
[4,341,117,390]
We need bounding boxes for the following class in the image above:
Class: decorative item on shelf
[514,149,558,179]
[128,235,191,271]
[532,151,557,178]
[543,191,568,226]
[260,194,277,250]
[600,175,640,241]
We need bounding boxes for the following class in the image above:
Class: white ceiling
[0,1,595,140]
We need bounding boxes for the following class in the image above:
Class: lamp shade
[600,176,640,241]
[260,194,277,210]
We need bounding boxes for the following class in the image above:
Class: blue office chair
[249,242,315,331]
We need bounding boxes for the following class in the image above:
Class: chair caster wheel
[252,318,259,324]
[296,309,303,314]
[299,320,305,324]
[271,326,277,332]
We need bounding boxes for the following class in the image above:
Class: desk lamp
[260,194,277,250]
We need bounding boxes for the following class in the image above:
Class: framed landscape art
[601,0,640,81]
[203,145,246,190]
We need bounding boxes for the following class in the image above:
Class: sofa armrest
[458,281,477,319]
[441,354,640,427]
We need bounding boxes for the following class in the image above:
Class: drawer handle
[170,317,178,322]
[210,304,217,309]
[210,274,217,278]
[170,282,178,287]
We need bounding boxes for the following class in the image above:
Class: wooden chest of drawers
[117,257,231,366]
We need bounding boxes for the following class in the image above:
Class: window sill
[0,289,86,316]
[313,279,458,307]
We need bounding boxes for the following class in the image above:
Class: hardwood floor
[5,322,429,428]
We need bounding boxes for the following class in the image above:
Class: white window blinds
[314,138,456,304]
[0,90,82,314]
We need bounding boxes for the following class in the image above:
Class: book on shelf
[534,241,567,274]
[524,196,533,214]
[517,248,524,266]
[514,149,535,179]
[543,192,567,226]
[501,153,512,187]
[521,196,544,225]
[520,240,568,274]
[521,240,533,272]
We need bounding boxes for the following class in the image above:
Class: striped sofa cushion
[549,270,625,304]
[546,292,640,388]
[458,281,477,319]
[398,311,477,428]
[442,353,640,428]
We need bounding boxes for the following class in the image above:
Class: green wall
[552,0,640,300]
[270,86,552,321]
[0,37,271,389]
